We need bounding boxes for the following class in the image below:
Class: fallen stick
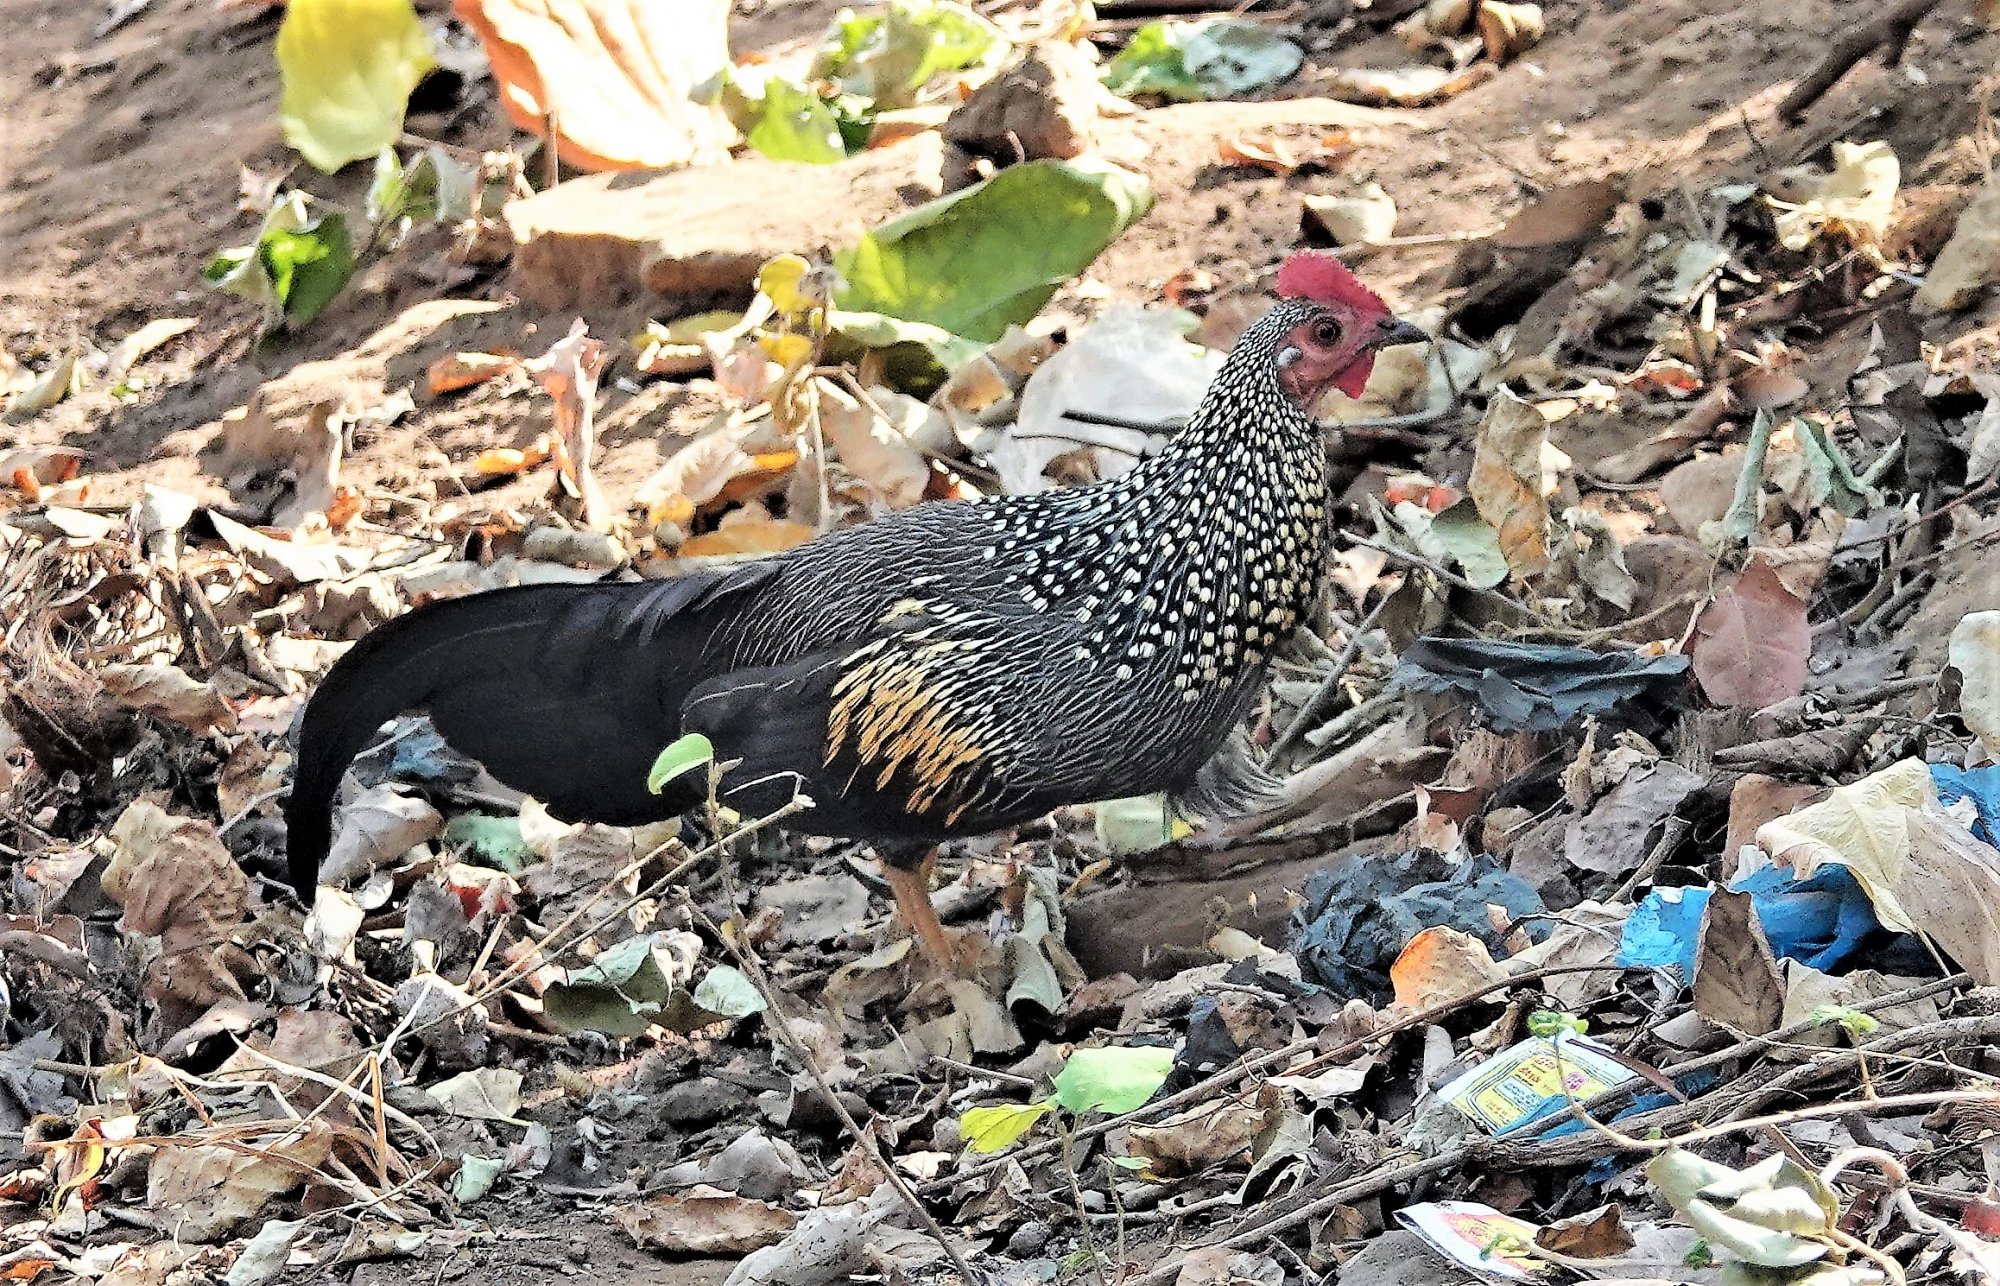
[1778,0,1947,119]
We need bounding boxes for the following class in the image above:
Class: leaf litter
[6,0,2000,1282]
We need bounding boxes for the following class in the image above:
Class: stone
[943,41,1116,163]
[504,133,947,310]
[652,1076,748,1126]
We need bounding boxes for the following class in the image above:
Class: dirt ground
[5,0,2000,1279]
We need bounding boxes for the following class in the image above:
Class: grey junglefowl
[284,251,1425,962]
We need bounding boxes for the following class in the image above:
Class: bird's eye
[1310,317,1342,347]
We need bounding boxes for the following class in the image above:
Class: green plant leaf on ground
[691,965,766,1019]
[1102,19,1302,102]
[1420,498,1510,589]
[701,68,851,164]
[813,0,1006,110]
[541,936,676,1036]
[277,0,437,173]
[959,1101,1053,1154]
[1053,1046,1174,1116]
[648,732,714,794]
[835,159,1153,344]
[203,192,356,331]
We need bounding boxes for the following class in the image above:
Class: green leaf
[542,936,675,1036]
[203,192,355,331]
[648,733,715,794]
[960,1101,1053,1154]
[692,965,766,1019]
[368,145,478,230]
[812,0,1006,110]
[836,159,1153,344]
[1103,19,1301,102]
[277,0,437,173]
[1526,1010,1588,1038]
[442,813,532,873]
[1807,1004,1880,1040]
[1053,1046,1174,1116]
[1094,794,1173,856]
[702,67,850,164]
[1426,499,1510,589]
[451,1153,506,1204]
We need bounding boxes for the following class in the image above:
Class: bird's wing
[682,595,1069,838]
[284,565,778,893]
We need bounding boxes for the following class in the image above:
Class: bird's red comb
[1276,251,1387,314]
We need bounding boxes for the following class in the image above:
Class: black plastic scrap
[1390,637,1692,733]
[1288,849,1546,1002]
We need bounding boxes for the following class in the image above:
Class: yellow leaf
[960,1102,1052,1154]
[757,331,814,370]
[757,255,813,317]
[278,0,437,173]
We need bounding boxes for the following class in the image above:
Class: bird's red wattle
[1335,354,1375,399]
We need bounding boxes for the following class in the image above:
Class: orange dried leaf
[678,518,815,557]
[427,351,518,395]
[452,0,736,171]
[1390,925,1507,1009]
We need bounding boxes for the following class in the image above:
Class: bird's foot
[879,857,971,973]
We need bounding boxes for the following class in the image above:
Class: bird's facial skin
[1273,306,1428,409]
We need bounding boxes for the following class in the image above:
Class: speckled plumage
[284,274,1403,897]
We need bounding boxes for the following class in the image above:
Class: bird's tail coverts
[283,568,777,896]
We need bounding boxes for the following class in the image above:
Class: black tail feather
[282,568,777,895]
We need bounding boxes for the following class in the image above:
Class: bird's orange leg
[880,850,955,966]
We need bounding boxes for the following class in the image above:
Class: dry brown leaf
[1691,556,1808,709]
[104,801,251,1018]
[1127,1098,1267,1178]
[1949,610,2000,757]
[453,0,736,172]
[319,783,444,887]
[528,318,610,530]
[1469,389,1551,577]
[819,381,931,510]
[473,434,555,476]
[103,317,197,383]
[98,664,235,733]
[1896,807,2000,986]
[1492,180,1619,250]
[610,1186,797,1254]
[213,394,343,528]
[145,1124,331,1242]
[1692,889,1783,1035]
[634,420,759,526]
[1535,1204,1635,1259]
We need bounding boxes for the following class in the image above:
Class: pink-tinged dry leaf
[1691,556,1809,709]
[1469,389,1551,577]
[1389,925,1507,1009]
[527,318,610,531]
[453,0,736,172]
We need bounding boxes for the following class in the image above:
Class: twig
[1778,0,1948,119]
[1266,594,1389,763]
[920,962,1649,1195]
[1608,814,1690,905]
[684,899,980,1283]
[1343,533,1548,623]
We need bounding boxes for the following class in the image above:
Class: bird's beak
[1373,317,1430,350]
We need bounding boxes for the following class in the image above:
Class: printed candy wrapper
[1438,1035,1638,1135]
[1396,1201,1547,1280]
